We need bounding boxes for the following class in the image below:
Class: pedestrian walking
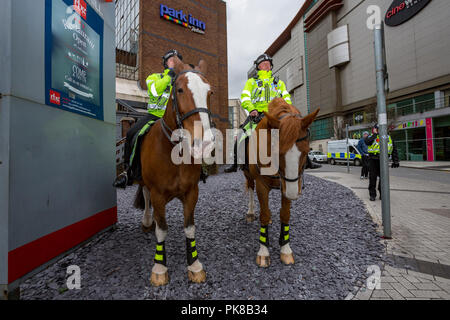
[357,131,370,179]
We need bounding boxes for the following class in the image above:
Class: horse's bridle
[160,69,212,146]
[255,112,311,191]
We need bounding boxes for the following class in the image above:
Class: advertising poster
[45,0,104,121]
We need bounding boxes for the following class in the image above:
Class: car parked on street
[308,150,328,163]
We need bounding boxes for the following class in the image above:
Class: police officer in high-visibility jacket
[225,54,291,172]
[113,49,181,188]
[225,53,320,172]
[364,124,400,201]
[241,54,293,114]
[145,50,180,118]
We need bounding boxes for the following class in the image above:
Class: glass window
[444,90,450,108]
[415,93,435,113]
[434,115,450,161]
[311,117,333,141]
[389,93,436,117]
[115,0,140,80]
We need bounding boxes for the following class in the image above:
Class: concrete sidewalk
[401,161,450,172]
[309,170,450,300]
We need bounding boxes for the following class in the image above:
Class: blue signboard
[45,0,104,121]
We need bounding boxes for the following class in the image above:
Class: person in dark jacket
[364,124,400,201]
[357,131,370,179]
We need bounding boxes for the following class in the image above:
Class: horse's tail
[133,185,145,210]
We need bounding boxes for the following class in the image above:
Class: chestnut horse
[243,98,319,267]
[134,57,214,286]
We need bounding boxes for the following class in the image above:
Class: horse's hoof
[269,219,273,225]
[141,222,155,233]
[280,253,295,265]
[246,214,256,223]
[256,255,271,268]
[150,272,169,287]
[188,270,206,283]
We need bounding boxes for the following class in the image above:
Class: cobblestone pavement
[309,169,450,300]
[20,172,383,300]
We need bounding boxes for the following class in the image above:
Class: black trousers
[361,155,369,178]
[368,157,381,197]
[124,114,160,168]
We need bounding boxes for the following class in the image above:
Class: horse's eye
[178,88,183,93]
[210,91,214,95]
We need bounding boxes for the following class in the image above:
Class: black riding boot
[113,164,129,189]
[224,141,238,173]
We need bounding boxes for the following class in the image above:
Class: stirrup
[113,172,128,189]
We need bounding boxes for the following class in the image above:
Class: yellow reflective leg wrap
[279,223,290,247]
[186,238,198,266]
[154,241,167,266]
[259,225,269,246]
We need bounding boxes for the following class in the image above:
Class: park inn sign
[385,0,432,26]
[160,4,206,34]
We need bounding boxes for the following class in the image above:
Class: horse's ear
[196,59,208,74]
[173,56,185,74]
[301,108,320,129]
[264,112,280,129]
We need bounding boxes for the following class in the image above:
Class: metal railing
[343,95,449,127]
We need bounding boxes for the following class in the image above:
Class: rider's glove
[168,69,176,79]
[249,110,259,117]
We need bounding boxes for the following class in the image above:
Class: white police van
[327,139,363,166]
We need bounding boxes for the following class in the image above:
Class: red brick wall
[139,0,229,134]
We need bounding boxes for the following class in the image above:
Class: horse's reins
[160,69,212,146]
[254,112,310,192]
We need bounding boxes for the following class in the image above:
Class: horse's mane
[267,98,304,154]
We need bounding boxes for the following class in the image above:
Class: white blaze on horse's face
[186,72,214,160]
[284,145,301,201]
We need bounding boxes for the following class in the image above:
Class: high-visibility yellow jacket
[367,135,394,155]
[145,69,173,118]
[240,70,292,113]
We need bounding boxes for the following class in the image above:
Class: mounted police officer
[225,53,321,172]
[113,49,182,188]
[364,123,400,201]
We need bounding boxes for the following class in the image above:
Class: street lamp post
[374,22,392,239]
[346,124,350,173]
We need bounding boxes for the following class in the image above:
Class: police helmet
[254,54,273,70]
[162,49,183,69]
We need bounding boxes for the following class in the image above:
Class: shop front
[433,115,450,161]
[390,115,450,162]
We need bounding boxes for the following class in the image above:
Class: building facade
[265,0,450,161]
[115,0,229,139]
[229,98,248,133]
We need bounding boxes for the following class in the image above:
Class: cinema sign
[160,4,206,34]
[385,0,432,26]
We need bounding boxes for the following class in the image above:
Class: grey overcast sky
[225,0,306,99]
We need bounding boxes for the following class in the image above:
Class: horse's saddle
[129,119,157,181]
